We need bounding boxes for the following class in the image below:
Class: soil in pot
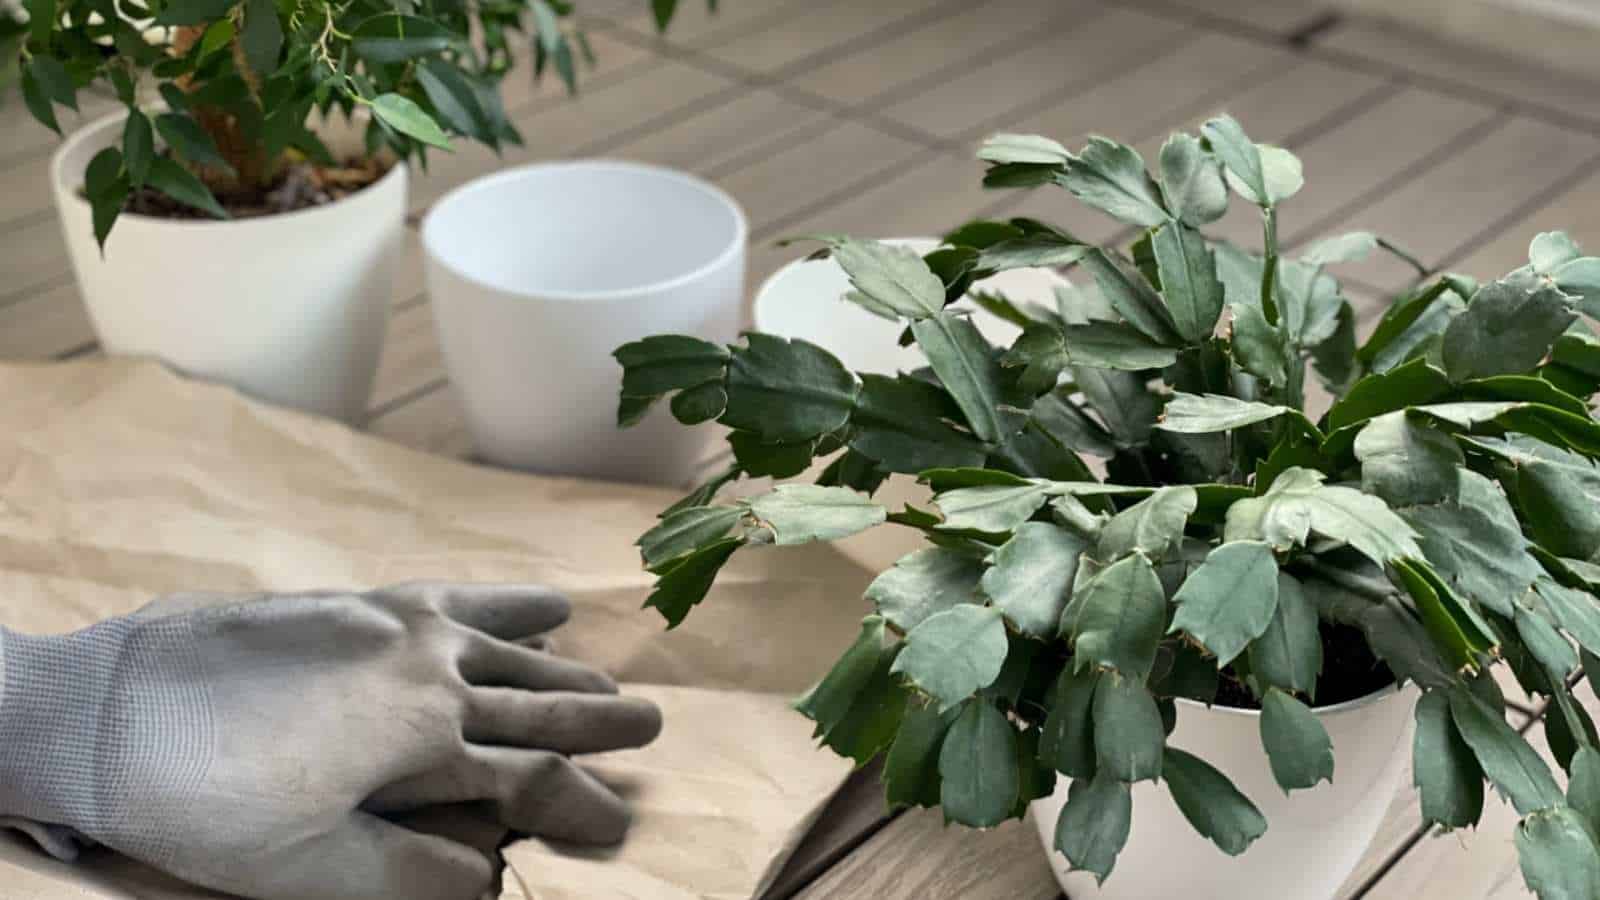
[118,153,390,220]
[1214,622,1394,710]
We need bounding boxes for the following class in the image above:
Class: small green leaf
[1401,470,1537,620]
[1041,666,1100,778]
[1096,486,1196,562]
[981,522,1088,638]
[747,484,885,545]
[892,604,1009,713]
[19,64,59,135]
[351,13,458,63]
[1081,249,1182,346]
[1441,273,1575,383]
[1092,671,1165,782]
[796,615,903,764]
[1202,115,1301,207]
[1163,747,1268,855]
[636,505,744,570]
[1412,690,1485,829]
[1153,222,1225,344]
[979,133,1071,166]
[1536,579,1600,660]
[1075,366,1160,447]
[1531,231,1584,274]
[1392,557,1497,673]
[121,110,154,188]
[1070,552,1166,681]
[1158,133,1228,227]
[1301,231,1380,266]
[1228,300,1291,387]
[416,60,494,144]
[241,0,283,77]
[1353,410,1463,507]
[1569,746,1600,836]
[146,157,227,219]
[1224,467,1422,566]
[1249,572,1322,696]
[1060,136,1169,227]
[938,699,1020,828]
[1060,319,1180,370]
[910,312,1019,444]
[1515,600,1579,684]
[27,55,76,112]
[1259,688,1334,792]
[1326,358,1452,430]
[371,93,452,149]
[1170,540,1280,666]
[884,699,955,808]
[931,483,1053,534]
[978,235,1087,272]
[643,537,742,628]
[721,334,858,443]
[153,113,236,175]
[867,547,984,633]
[1157,393,1299,434]
[1449,685,1564,817]
[1516,806,1600,900]
[850,374,988,473]
[651,0,679,31]
[828,237,946,320]
[1053,770,1132,883]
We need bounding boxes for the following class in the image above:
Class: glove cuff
[0,618,214,868]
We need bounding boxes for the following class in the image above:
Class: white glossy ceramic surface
[423,160,745,484]
[52,111,402,425]
[1030,685,1416,900]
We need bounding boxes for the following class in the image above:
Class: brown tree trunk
[171,25,282,193]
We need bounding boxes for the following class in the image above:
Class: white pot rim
[51,108,407,232]
[420,158,749,304]
[1180,680,1405,719]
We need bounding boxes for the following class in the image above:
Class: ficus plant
[10,0,702,246]
[615,115,1600,896]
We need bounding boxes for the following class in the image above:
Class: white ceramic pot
[423,160,745,485]
[1031,685,1416,900]
[51,111,403,424]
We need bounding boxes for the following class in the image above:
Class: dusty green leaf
[1301,231,1379,266]
[1153,222,1225,344]
[1053,770,1132,884]
[1163,747,1268,855]
[1413,690,1486,829]
[1202,115,1301,206]
[637,505,744,570]
[1158,132,1228,227]
[867,547,984,633]
[934,482,1051,533]
[1060,136,1170,227]
[1092,671,1165,782]
[938,699,1020,828]
[1353,410,1463,507]
[1062,320,1180,370]
[979,133,1071,166]
[1325,357,1451,431]
[1249,572,1322,696]
[1225,468,1421,565]
[1569,746,1600,836]
[851,373,989,473]
[981,522,1088,638]
[643,537,742,628]
[1041,666,1100,778]
[1259,688,1334,792]
[1169,539,1279,666]
[1392,557,1497,673]
[1536,579,1600,660]
[1516,601,1579,684]
[1516,805,1600,900]
[1441,274,1575,383]
[1401,470,1539,620]
[884,699,956,808]
[1074,366,1160,447]
[1531,231,1584,274]
[747,484,885,545]
[893,604,1009,713]
[1449,685,1565,816]
[721,334,859,443]
[1080,249,1181,345]
[1096,486,1197,562]
[1070,552,1166,681]
[911,313,1018,444]
[1228,300,1291,387]
[1157,393,1298,434]
[831,237,946,320]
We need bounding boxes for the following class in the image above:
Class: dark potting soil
[1213,622,1395,710]
[120,155,388,220]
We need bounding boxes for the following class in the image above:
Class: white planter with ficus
[20,0,697,423]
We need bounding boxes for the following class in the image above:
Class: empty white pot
[1031,685,1415,900]
[51,110,403,425]
[423,160,746,485]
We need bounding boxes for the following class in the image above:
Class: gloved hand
[0,582,661,900]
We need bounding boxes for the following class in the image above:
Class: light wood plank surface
[6,2,1600,897]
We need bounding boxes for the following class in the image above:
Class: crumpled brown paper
[0,360,875,900]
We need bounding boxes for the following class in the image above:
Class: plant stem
[1259,205,1279,325]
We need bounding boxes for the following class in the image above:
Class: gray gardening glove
[0,582,661,900]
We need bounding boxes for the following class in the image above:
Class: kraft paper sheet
[0,360,874,900]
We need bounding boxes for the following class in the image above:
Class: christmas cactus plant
[615,116,1600,896]
[10,0,700,244]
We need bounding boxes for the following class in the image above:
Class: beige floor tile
[702,0,955,75]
